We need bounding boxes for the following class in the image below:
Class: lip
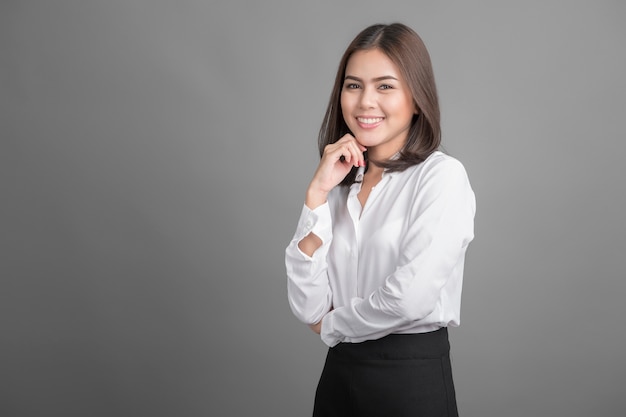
[356,116,384,129]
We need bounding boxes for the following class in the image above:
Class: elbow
[377,279,438,323]
[288,299,313,324]
[395,302,433,323]
[288,302,327,325]
[287,288,331,325]
[393,290,439,323]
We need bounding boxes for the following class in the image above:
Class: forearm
[297,186,330,256]
[297,232,323,257]
[285,202,335,324]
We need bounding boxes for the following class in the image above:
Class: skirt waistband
[329,327,450,361]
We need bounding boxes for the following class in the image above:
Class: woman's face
[340,48,416,160]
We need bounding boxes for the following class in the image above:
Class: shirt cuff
[295,202,333,250]
[320,310,343,347]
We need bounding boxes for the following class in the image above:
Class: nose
[358,86,376,109]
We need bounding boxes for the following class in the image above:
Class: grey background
[2,1,625,416]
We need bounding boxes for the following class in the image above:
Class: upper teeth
[358,117,383,124]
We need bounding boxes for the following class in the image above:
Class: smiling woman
[285,23,476,417]
[341,49,416,163]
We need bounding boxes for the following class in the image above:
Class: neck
[366,134,408,163]
[364,163,384,179]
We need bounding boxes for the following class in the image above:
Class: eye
[344,83,361,89]
[379,84,393,90]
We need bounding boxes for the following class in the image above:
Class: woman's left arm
[318,158,476,346]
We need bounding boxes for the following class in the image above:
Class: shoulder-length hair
[319,23,441,186]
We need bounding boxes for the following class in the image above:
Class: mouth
[356,117,384,128]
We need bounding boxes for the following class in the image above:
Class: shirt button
[305,220,313,229]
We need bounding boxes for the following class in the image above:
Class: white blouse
[285,151,476,347]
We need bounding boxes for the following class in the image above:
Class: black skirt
[313,327,458,417]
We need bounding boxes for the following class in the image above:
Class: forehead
[345,49,401,77]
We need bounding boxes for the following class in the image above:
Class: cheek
[340,94,349,113]
[340,95,354,123]
[391,97,416,121]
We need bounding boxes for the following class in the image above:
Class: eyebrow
[344,75,399,82]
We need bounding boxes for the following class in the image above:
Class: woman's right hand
[305,134,367,209]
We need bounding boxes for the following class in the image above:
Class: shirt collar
[355,155,400,182]
[355,166,365,182]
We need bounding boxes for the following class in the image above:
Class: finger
[334,142,355,163]
[345,143,363,167]
[323,142,350,163]
[340,134,367,152]
[330,136,366,166]
[341,135,367,162]
[345,141,365,167]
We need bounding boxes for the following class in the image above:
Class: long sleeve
[285,202,335,325]
[320,158,476,347]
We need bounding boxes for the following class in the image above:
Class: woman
[285,22,475,416]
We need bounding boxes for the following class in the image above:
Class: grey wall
[2,1,625,416]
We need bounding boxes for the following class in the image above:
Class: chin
[356,135,381,147]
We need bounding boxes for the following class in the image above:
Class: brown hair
[318,23,441,185]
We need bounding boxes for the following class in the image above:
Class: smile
[357,117,384,126]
